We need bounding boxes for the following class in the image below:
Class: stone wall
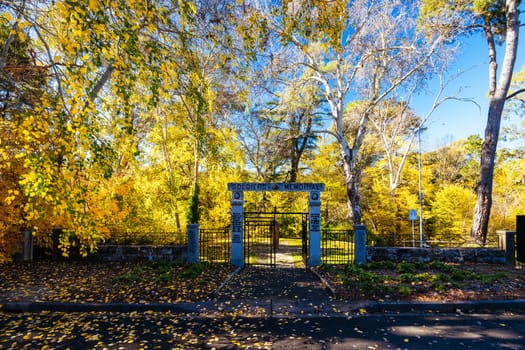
[367,247,506,264]
[93,245,187,262]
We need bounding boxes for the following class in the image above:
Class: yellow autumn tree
[1,0,206,258]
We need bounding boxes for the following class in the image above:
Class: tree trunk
[346,171,362,225]
[471,0,519,243]
[288,113,312,183]
[471,101,502,243]
[289,149,299,183]
[340,140,362,225]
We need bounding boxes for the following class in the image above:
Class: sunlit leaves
[1,0,227,258]
[430,184,475,242]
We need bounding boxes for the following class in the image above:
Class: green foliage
[336,260,515,298]
[341,264,388,295]
[114,266,145,284]
[397,285,412,296]
[429,260,454,272]
[365,261,396,270]
[396,261,418,274]
[478,271,508,283]
[114,260,210,285]
[429,184,475,242]
[186,184,200,224]
[179,262,207,279]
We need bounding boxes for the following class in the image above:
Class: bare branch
[89,64,114,101]
[506,88,525,100]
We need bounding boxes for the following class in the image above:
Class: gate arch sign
[227,182,325,267]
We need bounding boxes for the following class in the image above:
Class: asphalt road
[1,310,524,349]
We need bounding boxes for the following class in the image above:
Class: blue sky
[411,29,525,150]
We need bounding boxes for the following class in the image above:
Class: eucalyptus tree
[249,0,453,225]
[420,0,523,243]
[282,96,321,183]
[367,99,420,195]
[233,36,315,182]
[262,78,324,182]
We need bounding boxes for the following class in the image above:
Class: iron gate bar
[302,216,309,267]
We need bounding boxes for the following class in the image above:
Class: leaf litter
[0,260,235,304]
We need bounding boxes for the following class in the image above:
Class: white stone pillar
[354,224,367,265]
[497,230,515,266]
[308,191,321,266]
[230,191,244,267]
[187,224,199,263]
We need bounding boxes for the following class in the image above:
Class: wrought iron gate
[244,211,309,267]
[244,213,276,266]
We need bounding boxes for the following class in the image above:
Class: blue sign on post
[409,209,418,247]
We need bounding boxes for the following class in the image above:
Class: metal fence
[321,229,354,264]
[199,227,230,263]
[375,233,499,248]
[105,231,186,246]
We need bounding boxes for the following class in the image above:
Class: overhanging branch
[506,88,525,100]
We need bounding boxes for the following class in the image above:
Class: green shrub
[450,269,476,281]
[429,261,454,273]
[414,272,434,282]
[366,261,396,270]
[155,273,172,283]
[397,261,416,274]
[179,262,207,279]
[398,273,416,283]
[115,266,145,283]
[398,285,412,296]
[478,271,508,283]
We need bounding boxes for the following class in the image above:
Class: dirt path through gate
[255,240,299,266]
[247,237,303,267]
[215,266,331,301]
[215,241,332,308]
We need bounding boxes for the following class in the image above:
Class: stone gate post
[230,191,244,267]
[354,224,367,265]
[308,191,321,266]
[497,230,515,266]
[187,224,199,263]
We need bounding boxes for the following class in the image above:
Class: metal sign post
[409,209,417,247]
